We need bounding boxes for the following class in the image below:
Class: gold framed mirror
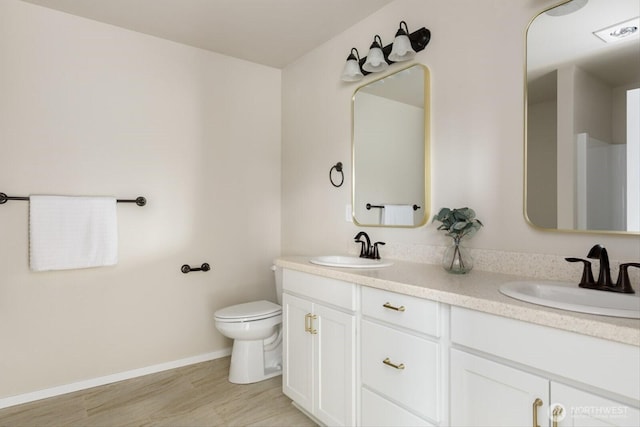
[351,64,430,227]
[525,0,640,234]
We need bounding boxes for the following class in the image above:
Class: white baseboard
[0,348,232,410]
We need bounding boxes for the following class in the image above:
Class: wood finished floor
[0,357,316,427]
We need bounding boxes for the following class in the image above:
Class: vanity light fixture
[341,21,431,82]
[388,21,416,62]
[363,35,388,73]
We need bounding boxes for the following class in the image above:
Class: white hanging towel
[29,195,118,271]
[381,204,414,226]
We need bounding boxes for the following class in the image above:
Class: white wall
[0,0,281,399]
[281,0,640,261]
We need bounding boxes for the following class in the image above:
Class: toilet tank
[272,265,283,305]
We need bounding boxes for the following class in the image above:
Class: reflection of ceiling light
[594,17,640,43]
[545,0,588,17]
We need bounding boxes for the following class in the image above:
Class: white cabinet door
[282,293,314,414]
[283,292,356,426]
[315,303,356,427]
[551,382,640,427]
[450,349,549,427]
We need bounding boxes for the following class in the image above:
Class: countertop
[275,256,640,347]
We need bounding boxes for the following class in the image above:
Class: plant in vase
[433,207,483,274]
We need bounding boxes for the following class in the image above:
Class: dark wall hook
[181,263,211,274]
[330,162,344,187]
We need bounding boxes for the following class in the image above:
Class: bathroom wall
[0,0,281,400]
[281,0,640,265]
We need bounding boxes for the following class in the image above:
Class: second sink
[500,281,640,319]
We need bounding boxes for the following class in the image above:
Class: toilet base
[228,336,282,384]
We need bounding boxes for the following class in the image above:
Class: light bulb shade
[362,36,388,73]
[389,22,417,62]
[341,57,363,81]
[341,48,364,81]
[388,34,416,62]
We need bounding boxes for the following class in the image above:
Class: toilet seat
[215,300,282,323]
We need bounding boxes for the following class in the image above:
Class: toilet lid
[214,300,282,322]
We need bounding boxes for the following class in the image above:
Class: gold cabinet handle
[552,404,563,427]
[304,313,317,334]
[309,314,317,334]
[382,357,405,370]
[532,398,543,427]
[383,302,406,312]
[304,313,311,333]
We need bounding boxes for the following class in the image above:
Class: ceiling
[527,0,639,86]
[21,0,394,69]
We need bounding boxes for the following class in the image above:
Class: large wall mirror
[352,64,430,227]
[525,0,640,234]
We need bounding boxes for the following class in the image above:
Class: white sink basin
[500,281,640,319]
[309,255,393,269]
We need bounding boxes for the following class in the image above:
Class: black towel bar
[0,193,146,206]
[181,263,211,274]
[366,203,420,211]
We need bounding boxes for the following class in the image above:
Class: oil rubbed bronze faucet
[587,244,613,287]
[354,231,371,258]
[565,244,638,294]
[354,231,385,259]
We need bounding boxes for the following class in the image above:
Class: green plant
[433,207,483,240]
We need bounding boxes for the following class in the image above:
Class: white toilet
[214,267,283,384]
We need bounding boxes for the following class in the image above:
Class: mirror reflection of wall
[526,0,640,234]
[352,64,430,227]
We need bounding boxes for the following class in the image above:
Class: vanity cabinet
[360,286,443,426]
[281,269,357,427]
[450,307,640,427]
[278,261,639,427]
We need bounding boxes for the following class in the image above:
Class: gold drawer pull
[532,398,542,427]
[383,357,405,370]
[383,302,406,312]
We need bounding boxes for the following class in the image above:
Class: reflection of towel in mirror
[29,195,118,271]
[381,205,414,226]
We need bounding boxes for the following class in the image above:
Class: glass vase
[442,236,473,274]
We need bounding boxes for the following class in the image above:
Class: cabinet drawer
[362,286,440,336]
[282,269,356,311]
[361,387,434,427]
[361,319,440,421]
